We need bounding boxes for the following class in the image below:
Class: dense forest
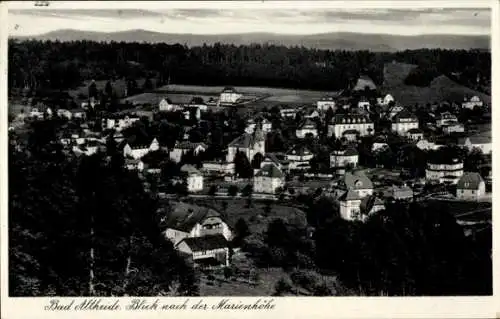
[8,40,490,94]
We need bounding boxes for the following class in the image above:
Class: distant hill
[381,62,491,106]
[13,29,490,52]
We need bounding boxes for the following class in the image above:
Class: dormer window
[355,180,363,187]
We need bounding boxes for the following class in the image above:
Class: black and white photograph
[4,0,494,304]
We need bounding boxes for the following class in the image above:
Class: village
[8,72,492,284]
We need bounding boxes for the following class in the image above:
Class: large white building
[456,172,486,201]
[330,147,359,169]
[425,152,463,184]
[296,119,318,138]
[103,115,140,132]
[253,163,285,194]
[286,145,314,170]
[328,114,374,138]
[219,87,242,105]
[170,141,207,163]
[461,96,483,110]
[317,96,336,111]
[123,138,160,160]
[391,109,419,135]
[159,98,180,112]
[180,164,204,192]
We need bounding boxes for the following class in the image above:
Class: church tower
[252,123,266,157]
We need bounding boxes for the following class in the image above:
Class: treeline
[8,39,490,93]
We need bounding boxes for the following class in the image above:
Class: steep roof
[338,190,362,201]
[228,129,264,148]
[393,109,418,122]
[178,234,228,252]
[344,171,373,190]
[457,172,484,190]
[360,195,385,214]
[180,164,201,175]
[331,146,358,156]
[286,145,312,157]
[352,75,377,91]
[161,202,222,232]
[331,114,372,125]
[255,163,284,178]
[175,141,208,150]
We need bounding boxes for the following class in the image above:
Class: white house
[180,164,204,192]
[330,147,359,169]
[381,94,394,106]
[317,96,336,111]
[280,108,299,119]
[328,114,374,138]
[443,123,465,135]
[461,96,483,110]
[435,112,458,127]
[286,145,313,170]
[170,141,208,163]
[160,202,233,267]
[253,163,285,194]
[426,153,463,184]
[459,135,492,154]
[104,115,140,132]
[296,119,318,138]
[407,128,424,141]
[338,172,374,221]
[70,109,86,120]
[219,87,242,105]
[123,138,160,160]
[159,98,179,112]
[29,108,44,119]
[416,139,442,151]
[227,126,265,163]
[391,109,419,135]
[456,172,486,201]
[57,109,73,119]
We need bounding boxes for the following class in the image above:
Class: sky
[8,7,491,37]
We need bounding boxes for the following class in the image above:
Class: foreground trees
[9,122,198,296]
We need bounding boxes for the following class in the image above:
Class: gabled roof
[178,234,228,252]
[174,141,208,150]
[344,171,373,190]
[228,130,264,148]
[255,163,284,178]
[286,145,312,157]
[407,128,423,134]
[160,98,173,104]
[298,119,317,129]
[161,202,222,232]
[222,86,237,93]
[457,172,484,190]
[180,164,201,175]
[360,195,385,214]
[338,190,362,201]
[393,109,417,122]
[331,114,372,125]
[331,146,358,156]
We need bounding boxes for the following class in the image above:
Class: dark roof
[331,147,358,156]
[286,145,313,157]
[228,130,265,148]
[393,109,417,122]
[222,87,237,93]
[331,114,372,124]
[360,195,385,214]
[161,202,222,232]
[255,163,284,178]
[180,164,201,175]
[338,190,362,201]
[178,234,228,252]
[175,141,207,150]
[342,129,359,135]
[344,171,373,189]
[457,172,484,190]
[190,96,205,104]
[407,128,423,134]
